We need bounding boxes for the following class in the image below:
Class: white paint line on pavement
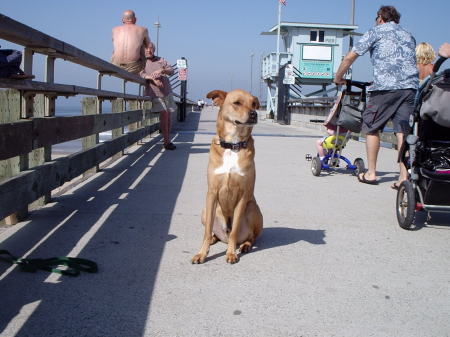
[87,197,95,202]
[1,300,41,336]
[44,204,118,284]
[0,210,78,282]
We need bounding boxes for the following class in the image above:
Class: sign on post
[283,64,295,84]
[177,59,187,69]
[178,68,188,81]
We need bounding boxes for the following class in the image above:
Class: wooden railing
[287,99,398,147]
[0,14,171,223]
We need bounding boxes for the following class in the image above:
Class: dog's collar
[219,139,248,151]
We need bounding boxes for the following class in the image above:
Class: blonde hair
[416,42,435,65]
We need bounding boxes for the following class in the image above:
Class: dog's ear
[253,96,260,110]
[206,90,227,107]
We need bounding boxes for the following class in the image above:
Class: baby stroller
[309,80,371,177]
[396,56,450,229]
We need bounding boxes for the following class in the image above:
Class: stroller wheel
[311,157,322,176]
[396,181,416,230]
[353,158,365,176]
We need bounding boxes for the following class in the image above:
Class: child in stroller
[396,56,450,229]
[309,80,370,176]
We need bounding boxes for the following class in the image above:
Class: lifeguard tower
[261,22,359,121]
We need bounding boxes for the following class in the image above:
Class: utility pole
[274,0,282,119]
[250,53,254,94]
[349,0,355,50]
[154,17,161,55]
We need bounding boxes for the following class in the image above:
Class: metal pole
[351,0,355,25]
[349,0,355,50]
[250,53,254,94]
[154,17,161,55]
[180,57,187,122]
[348,0,356,80]
[275,1,282,119]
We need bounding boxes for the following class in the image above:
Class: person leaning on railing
[140,42,177,150]
[111,10,151,75]
[0,46,34,79]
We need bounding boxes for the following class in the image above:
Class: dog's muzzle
[235,110,258,125]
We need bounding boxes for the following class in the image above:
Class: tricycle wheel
[311,157,322,176]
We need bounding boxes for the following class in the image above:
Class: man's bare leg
[361,133,380,181]
[395,132,408,184]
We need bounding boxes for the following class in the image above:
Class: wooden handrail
[0,122,159,220]
[0,110,154,160]
[0,13,147,85]
[0,78,148,100]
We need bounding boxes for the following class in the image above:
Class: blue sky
[1,0,449,105]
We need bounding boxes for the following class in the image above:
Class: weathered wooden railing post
[0,90,26,225]
[82,97,99,175]
[112,98,124,160]
[128,100,140,146]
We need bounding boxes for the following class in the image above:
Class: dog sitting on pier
[191,89,263,264]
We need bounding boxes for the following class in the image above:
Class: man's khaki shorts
[151,93,177,113]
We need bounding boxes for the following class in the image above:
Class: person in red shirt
[140,43,177,150]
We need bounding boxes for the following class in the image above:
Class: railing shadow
[0,112,203,336]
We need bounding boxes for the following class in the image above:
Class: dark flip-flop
[358,172,378,185]
[391,182,400,190]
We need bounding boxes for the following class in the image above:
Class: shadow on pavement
[0,112,202,336]
[255,227,326,251]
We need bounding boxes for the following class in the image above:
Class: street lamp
[250,53,254,94]
[154,17,161,55]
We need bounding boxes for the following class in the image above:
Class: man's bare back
[111,10,151,74]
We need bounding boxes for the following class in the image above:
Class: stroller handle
[433,56,448,73]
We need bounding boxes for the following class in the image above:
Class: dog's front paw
[239,241,252,253]
[191,253,206,264]
[226,252,239,264]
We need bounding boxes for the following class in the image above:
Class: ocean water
[52,105,116,157]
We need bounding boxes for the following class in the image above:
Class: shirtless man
[111,10,151,74]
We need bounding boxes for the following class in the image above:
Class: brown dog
[191,89,263,264]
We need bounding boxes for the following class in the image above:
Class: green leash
[0,249,98,277]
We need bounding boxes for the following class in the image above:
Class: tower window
[310,30,325,42]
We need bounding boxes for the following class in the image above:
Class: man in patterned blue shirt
[334,5,418,187]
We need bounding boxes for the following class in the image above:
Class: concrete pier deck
[0,107,449,337]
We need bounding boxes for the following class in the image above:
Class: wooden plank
[0,121,33,160]
[0,14,147,85]
[0,110,145,160]
[111,99,124,160]
[0,79,149,101]
[0,123,160,220]
[0,89,28,223]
